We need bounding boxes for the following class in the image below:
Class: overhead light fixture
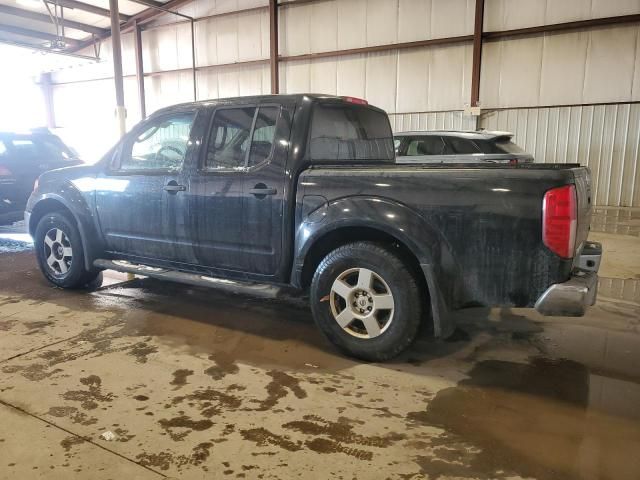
[46,39,67,51]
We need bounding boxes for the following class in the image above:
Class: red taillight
[509,159,518,165]
[342,96,368,105]
[0,165,11,176]
[543,184,577,258]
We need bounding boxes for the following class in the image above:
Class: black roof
[152,94,382,117]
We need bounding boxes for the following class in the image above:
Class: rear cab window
[308,103,394,162]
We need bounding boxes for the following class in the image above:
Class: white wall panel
[367,0,398,46]
[591,0,640,18]
[486,0,640,31]
[337,0,367,50]
[545,0,592,24]
[280,59,311,94]
[398,0,430,43]
[237,10,265,61]
[336,54,366,98]
[634,31,640,101]
[428,43,471,111]
[481,24,640,108]
[389,110,477,132]
[310,1,338,53]
[216,14,240,64]
[144,71,194,114]
[431,0,473,38]
[539,31,588,105]
[365,52,398,113]
[479,104,640,207]
[583,25,638,103]
[309,58,337,94]
[280,2,311,56]
[195,19,218,67]
[396,48,429,112]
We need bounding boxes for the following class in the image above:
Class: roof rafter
[0,4,107,36]
[52,0,131,22]
[0,23,80,46]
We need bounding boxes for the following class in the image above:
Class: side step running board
[93,259,284,299]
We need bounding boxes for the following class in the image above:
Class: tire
[310,241,424,361]
[34,212,102,289]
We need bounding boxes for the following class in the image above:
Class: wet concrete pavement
[0,210,639,480]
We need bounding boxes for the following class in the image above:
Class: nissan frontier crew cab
[26,94,602,361]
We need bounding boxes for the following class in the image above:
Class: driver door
[95,110,196,262]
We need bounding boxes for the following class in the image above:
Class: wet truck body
[26,94,601,360]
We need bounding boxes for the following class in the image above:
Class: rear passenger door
[185,102,291,277]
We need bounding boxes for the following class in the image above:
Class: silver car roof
[394,130,514,140]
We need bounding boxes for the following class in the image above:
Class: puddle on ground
[409,357,640,480]
[0,233,33,254]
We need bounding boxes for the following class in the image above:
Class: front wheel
[310,242,424,361]
[34,212,103,289]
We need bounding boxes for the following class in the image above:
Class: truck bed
[298,163,591,309]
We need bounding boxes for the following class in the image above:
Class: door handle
[164,184,186,193]
[249,185,277,196]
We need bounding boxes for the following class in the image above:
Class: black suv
[0,129,81,224]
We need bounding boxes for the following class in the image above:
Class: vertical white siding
[480,24,640,108]
[484,0,640,30]
[479,104,640,207]
[389,111,477,132]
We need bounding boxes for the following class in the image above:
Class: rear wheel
[310,241,424,361]
[34,212,102,289]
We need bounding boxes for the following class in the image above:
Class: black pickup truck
[26,94,601,361]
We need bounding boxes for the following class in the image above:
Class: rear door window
[309,104,394,161]
[248,106,279,167]
[405,136,445,156]
[443,137,481,155]
[205,107,255,170]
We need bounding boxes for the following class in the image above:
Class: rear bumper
[534,242,601,316]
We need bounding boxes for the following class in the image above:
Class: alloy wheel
[329,267,395,339]
[43,228,73,276]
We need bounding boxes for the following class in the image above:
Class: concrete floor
[0,209,639,480]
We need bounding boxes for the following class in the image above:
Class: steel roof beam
[0,4,107,36]
[0,23,80,46]
[52,0,131,22]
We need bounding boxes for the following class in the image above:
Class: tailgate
[572,167,592,252]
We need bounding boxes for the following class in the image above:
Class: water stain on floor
[407,357,640,480]
[62,375,114,410]
[170,369,193,389]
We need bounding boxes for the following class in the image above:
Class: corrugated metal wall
[478,104,640,207]
[388,111,477,132]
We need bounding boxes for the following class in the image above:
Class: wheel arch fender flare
[28,186,101,272]
[293,196,457,337]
